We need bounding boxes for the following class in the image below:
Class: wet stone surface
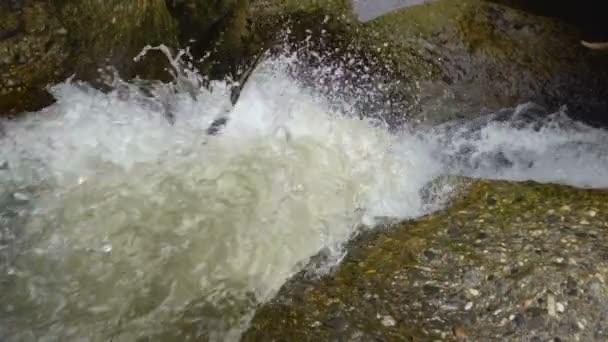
[243,179,608,341]
[0,1,68,114]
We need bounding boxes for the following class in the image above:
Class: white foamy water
[1,55,608,341]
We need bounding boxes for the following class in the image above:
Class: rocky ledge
[244,179,608,341]
[3,0,608,127]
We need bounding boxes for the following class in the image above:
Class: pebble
[380,315,396,327]
[528,316,545,329]
[463,270,483,287]
[588,280,603,300]
[465,302,473,310]
[548,294,556,317]
[513,313,525,327]
[453,326,467,341]
[556,302,565,313]
[587,210,597,217]
[469,288,480,296]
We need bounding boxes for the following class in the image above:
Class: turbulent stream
[1,51,608,341]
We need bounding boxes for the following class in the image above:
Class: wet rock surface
[2,0,607,126]
[0,0,69,114]
[364,0,608,126]
[247,0,608,128]
[244,180,608,341]
[0,0,180,115]
[0,0,249,115]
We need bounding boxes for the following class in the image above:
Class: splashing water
[1,51,608,341]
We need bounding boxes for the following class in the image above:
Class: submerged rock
[243,179,608,341]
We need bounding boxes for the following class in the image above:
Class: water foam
[1,54,608,341]
[0,57,441,341]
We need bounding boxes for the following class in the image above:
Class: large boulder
[244,179,608,341]
[0,0,180,115]
[166,0,251,79]
[3,0,606,125]
[247,0,608,127]
[362,0,608,125]
[56,0,178,83]
[0,0,256,115]
[0,1,70,114]
[491,0,608,39]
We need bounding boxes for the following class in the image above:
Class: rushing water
[1,52,608,341]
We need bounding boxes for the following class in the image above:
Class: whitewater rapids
[1,55,607,341]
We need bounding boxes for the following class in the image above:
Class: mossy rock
[2,0,608,126]
[490,0,608,38]
[244,179,608,341]
[167,0,251,79]
[0,0,180,115]
[55,0,179,83]
[248,0,440,126]
[248,0,608,127]
[0,1,70,115]
[364,0,608,125]
[0,0,250,115]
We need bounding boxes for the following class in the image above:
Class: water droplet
[101,244,112,253]
[275,126,290,141]
[13,192,29,201]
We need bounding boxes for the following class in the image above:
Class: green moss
[244,179,608,340]
[252,0,352,17]
[56,0,179,81]
[0,1,69,115]
[366,0,470,37]
[359,0,608,123]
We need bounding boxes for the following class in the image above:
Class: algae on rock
[0,0,252,114]
[250,0,608,127]
[55,0,179,83]
[2,0,607,126]
[364,0,608,125]
[0,1,69,114]
[244,179,608,341]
